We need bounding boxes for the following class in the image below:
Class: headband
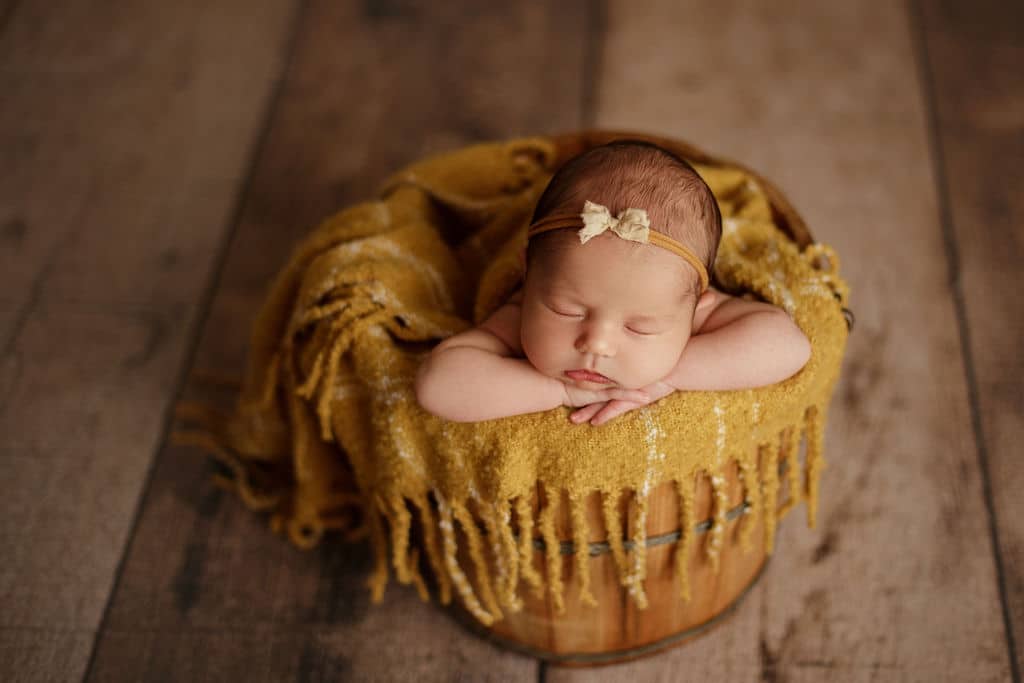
[526,200,710,293]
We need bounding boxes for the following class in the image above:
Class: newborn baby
[415,139,811,426]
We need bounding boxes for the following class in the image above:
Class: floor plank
[88,1,593,680]
[549,1,1012,680]
[917,0,1024,677]
[0,1,298,681]
[0,629,95,683]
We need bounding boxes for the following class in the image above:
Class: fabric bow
[578,200,651,244]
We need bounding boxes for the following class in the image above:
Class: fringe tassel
[452,501,503,621]
[366,503,389,603]
[502,502,524,610]
[495,501,523,611]
[318,493,368,542]
[705,472,729,574]
[514,495,543,594]
[411,492,451,604]
[294,299,352,331]
[286,514,324,549]
[437,496,494,625]
[738,450,764,554]
[476,503,507,609]
[539,489,565,615]
[295,346,327,399]
[762,435,782,554]
[407,548,429,602]
[569,494,597,607]
[294,304,355,399]
[384,493,414,585]
[674,478,695,602]
[316,329,350,441]
[379,493,428,602]
[628,493,649,609]
[804,406,826,529]
[170,430,281,511]
[601,490,630,589]
[313,307,388,440]
[777,426,802,517]
[380,493,428,602]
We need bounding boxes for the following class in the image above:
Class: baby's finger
[591,400,638,426]
[611,388,650,403]
[570,402,605,424]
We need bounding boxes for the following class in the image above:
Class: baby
[415,140,811,426]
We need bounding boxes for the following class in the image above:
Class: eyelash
[550,308,659,336]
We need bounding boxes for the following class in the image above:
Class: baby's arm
[414,327,565,422]
[414,301,648,422]
[664,296,811,391]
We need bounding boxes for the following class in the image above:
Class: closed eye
[546,303,664,335]
[545,303,583,318]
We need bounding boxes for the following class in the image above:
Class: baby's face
[520,233,697,391]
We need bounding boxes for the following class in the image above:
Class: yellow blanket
[177,132,851,626]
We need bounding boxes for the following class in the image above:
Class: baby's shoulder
[478,288,524,356]
[692,287,785,335]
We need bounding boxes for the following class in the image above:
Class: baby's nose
[576,331,615,357]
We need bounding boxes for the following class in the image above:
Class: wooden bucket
[447,449,796,665]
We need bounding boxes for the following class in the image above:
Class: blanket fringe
[738,451,762,554]
[628,492,650,609]
[569,493,597,607]
[777,425,802,517]
[453,500,504,621]
[495,500,523,611]
[762,436,782,554]
[380,492,429,602]
[804,405,826,529]
[179,420,830,623]
[602,490,630,590]
[436,494,494,625]
[674,478,696,602]
[705,471,730,574]
[170,430,281,511]
[515,495,544,595]
[366,502,390,603]
[539,489,565,615]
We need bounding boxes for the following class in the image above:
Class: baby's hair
[526,139,722,297]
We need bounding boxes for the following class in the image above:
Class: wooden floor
[1,0,1020,680]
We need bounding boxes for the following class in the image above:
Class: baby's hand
[570,380,676,426]
[562,383,650,410]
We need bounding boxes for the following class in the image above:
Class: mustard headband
[526,200,710,293]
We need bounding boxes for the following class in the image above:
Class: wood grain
[917,0,1024,677]
[88,1,594,680]
[0,629,95,683]
[549,0,1013,679]
[0,0,297,681]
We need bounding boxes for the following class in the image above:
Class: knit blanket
[177,132,851,626]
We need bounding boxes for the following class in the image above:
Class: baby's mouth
[565,369,612,384]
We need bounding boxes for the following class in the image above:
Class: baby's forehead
[531,247,696,305]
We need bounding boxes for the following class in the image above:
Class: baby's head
[519,140,722,391]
